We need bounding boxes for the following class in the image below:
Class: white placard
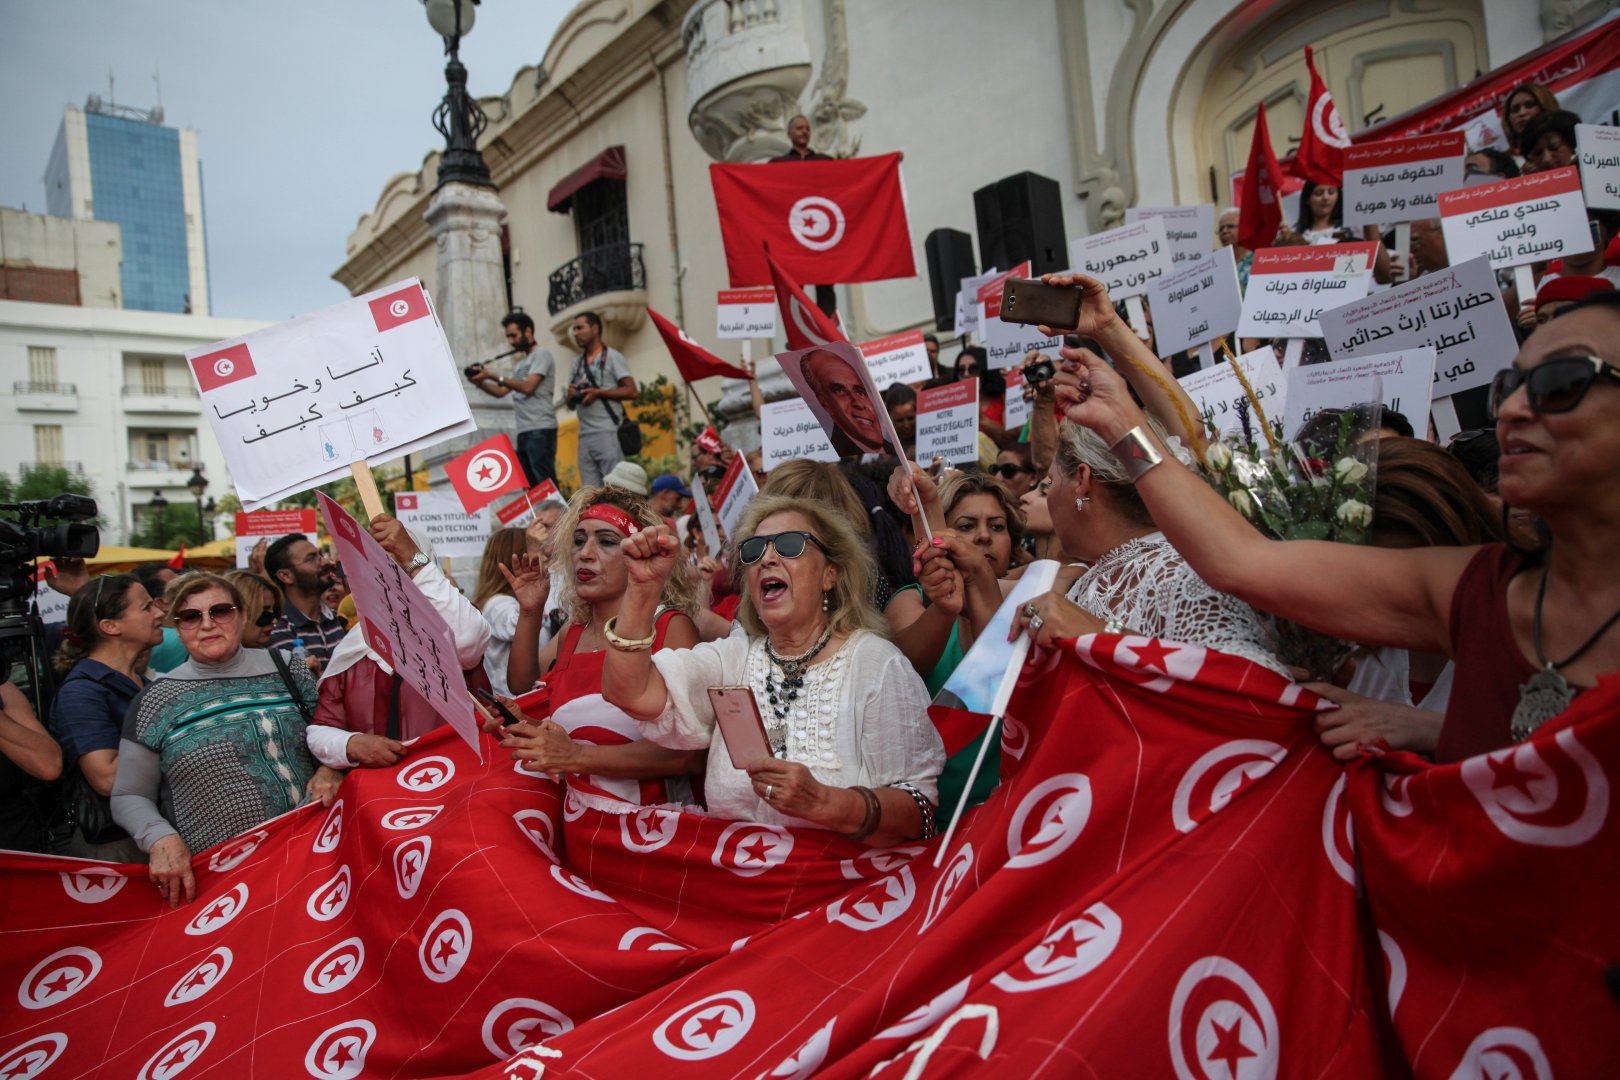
[712,453,759,541]
[394,491,491,558]
[1147,245,1242,357]
[1438,166,1593,270]
[1125,205,1214,267]
[760,398,839,471]
[1004,368,1030,430]
[234,509,319,569]
[34,576,69,625]
[915,378,980,465]
[1178,346,1287,438]
[187,279,475,509]
[1237,243,1379,340]
[492,480,566,530]
[1068,218,1173,299]
[1318,256,1516,400]
[1342,133,1467,228]
[1577,124,1620,210]
[980,305,1061,371]
[691,474,721,553]
[717,288,777,339]
[858,330,933,388]
[1282,348,1437,441]
[775,341,908,459]
[318,492,480,758]
[953,268,1001,338]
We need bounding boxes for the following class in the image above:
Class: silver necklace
[762,625,833,742]
[1511,566,1620,741]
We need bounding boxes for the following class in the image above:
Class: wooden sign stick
[349,462,386,521]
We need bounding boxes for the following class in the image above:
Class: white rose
[1228,489,1255,517]
[1204,442,1233,471]
[1334,457,1369,485]
[1336,499,1373,529]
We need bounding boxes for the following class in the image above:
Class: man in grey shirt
[563,310,638,487]
[467,311,558,488]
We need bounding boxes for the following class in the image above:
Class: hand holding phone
[707,686,773,769]
[1001,278,1082,331]
[475,687,524,727]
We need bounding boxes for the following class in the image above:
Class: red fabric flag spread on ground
[444,432,527,515]
[766,246,848,351]
[710,153,915,287]
[3,639,1615,1078]
[646,307,752,383]
[1239,102,1287,252]
[1292,46,1350,185]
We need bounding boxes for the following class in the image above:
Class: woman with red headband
[501,486,705,805]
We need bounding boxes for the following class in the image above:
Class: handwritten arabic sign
[188,278,475,509]
[1576,124,1620,210]
[915,378,980,465]
[953,268,1001,338]
[717,288,777,339]
[1438,166,1593,270]
[1282,348,1437,441]
[760,398,838,471]
[1068,218,1172,299]
[317,492,481,759]
[712,452,758,542]
[858,330,933,388]
[1178,346,1287,438]
[394,491,490,559]
[1237,243,1379,339]
[1147,245,1242,357]
[1125,205,1214,266]
[1342,133,1466,228]
[1318,256,1516,399]
[234,509,317,569]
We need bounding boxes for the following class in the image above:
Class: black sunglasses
[990,463,1034,479]
[738,531,827,565]
[255,606,279,628]
[1488,354,1620,419]
[175,603,239,628]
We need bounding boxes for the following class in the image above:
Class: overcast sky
[0,0,573,323]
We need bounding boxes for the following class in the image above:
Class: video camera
[0,494,100,609]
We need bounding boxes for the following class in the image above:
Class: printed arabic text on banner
[1576,124,1620,210]
[858,330,933,389]
[1125,205,1214,267]
[1004,368,1030,430]
[493,480,565,529]
[1282,348,1437,441]
[1148,245,1243,357]
[1438,166,1593,270]
[915,378,980,465]
[1237,243,1378,340]
[712,453,759,542]
[716,288,777,340]
[1178,346,1288,438]
[1068,218,1172,300]
[760,398,839,472]
[234,509,318,569]
[1342,133,1467,228]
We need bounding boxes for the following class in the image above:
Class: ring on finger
[765,783,774,801]
[1022,602,1039,618]
[1029,614,1045,633]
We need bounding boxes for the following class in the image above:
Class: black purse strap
[269,648,314,724]
[386,672,403,741]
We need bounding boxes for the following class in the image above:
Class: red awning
[547,146,627,213]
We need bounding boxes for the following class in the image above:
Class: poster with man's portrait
[774,341,904,460]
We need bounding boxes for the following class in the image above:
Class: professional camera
[564,384,586,410]
[0,493,99,711]
[464,363,485,380]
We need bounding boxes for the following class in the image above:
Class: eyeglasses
[990,463,1034,479]
[174,603,239,628]
[1488,354,1620,419]
[255,606,279,628]
[737,531,827,565]
[1448,428,1496,448]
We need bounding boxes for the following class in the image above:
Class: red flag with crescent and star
[1239,102,1287,252]
[766,245,849,352]
[444,432,527,514]
[646,307,753,383]
[1292,46,1350,186]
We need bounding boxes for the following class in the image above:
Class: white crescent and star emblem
[305,865,354,922]
[137,1022,215,1080]
[303,1019,376,1080]
[826,868,917,931]
[389,298,411,318]
[651,991,756,1061]
[397,755,456,793]
[1446,1026,1552,1080]
[711,821,794,878]
[212,357,234,379]
[549,864,615,902]
[312,800,345,854]
[789,297,835,346]
[788,196,846,252]
[58,865,126,904]
[480,998,574,1061]
[184,883,249,936]
[163,947,232,1008]
[512,808,559,861]
[18,947,102,1010]
[617,927,689,952]
[619,807,680,853]
[379,805,443,831]
[303,937,365,995]
[393,835,432,900]
[876,977,970,1039]
[208,829,269,872]
[991,902,1123,992]
[1172,741,1288,833]
[1311,95,1350,149]
[920,843,974,934]
[1321,774,1358,887]
[765,1017,835,1079]
[418,909,473,983]
[0,1033,68,1079]
[1006,773,1092,869]
[465,450,513,493]
[1168,956,1279,1080]
[1460,728,1609,848]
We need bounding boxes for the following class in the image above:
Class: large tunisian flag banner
[711,153,916,287]
[2,639,1615,1077]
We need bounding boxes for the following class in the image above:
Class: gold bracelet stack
[601,616,657,652]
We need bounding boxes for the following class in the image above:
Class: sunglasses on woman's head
[174,603,239,628]
[990,463,1034,479]
[1488,354,1620,419]
[737,531,826,565]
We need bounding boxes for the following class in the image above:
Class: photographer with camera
[564,311,639,488]
[466,311,559,489]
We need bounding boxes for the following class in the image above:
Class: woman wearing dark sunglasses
[111,573,337,907]
[601,495,944,846]
[224,570,285,650]
[1048,277,1620,760]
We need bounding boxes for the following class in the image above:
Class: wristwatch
[408,551,431,575]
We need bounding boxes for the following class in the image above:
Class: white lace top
[1066,532,1289,676]
[647,630,944,827]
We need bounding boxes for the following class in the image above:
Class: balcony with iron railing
[545,242,649,348]
[11,381,79,412]
[122,383,201,414]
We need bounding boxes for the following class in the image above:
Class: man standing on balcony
[770,114,837,317]
[467,312,559,488]
[564,311,637,488]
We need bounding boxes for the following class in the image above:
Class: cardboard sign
[33,576,69,625]
[1342,133,1467,228]
[717,288,777,339]
[1438,166,1593,269]
[953,268,1002,338]
[711,453,758,542]
[915,378,980,465]
[775,341,906,459]
[1237,243,1379,339]
[981,303,1061,371]
[1147,245,1242,357]
[1576,124,1620,210]
[1318,256,1516,399]
[1125,205,1214,267]
[1282,348,1437,442]
[317,493,480,759]
[1178,346,1288,438]
[234,509,319,569]
[188,278,475,509]
[1068,218,1173,299]
[493,480,565,529]
[858,330,933,388]
[691,473,721,554]
[394,491,491,558]
[760,398,839,471]
[1004,368,1030,430]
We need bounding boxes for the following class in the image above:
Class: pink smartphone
[707,686,773,768]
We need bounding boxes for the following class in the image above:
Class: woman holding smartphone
[599,495,944,846]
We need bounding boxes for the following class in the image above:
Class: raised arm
[599,526,683,721]
[500,553,553,693]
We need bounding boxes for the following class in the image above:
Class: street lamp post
[423,0,493,192]
[149,490,169,549]
[186,467,209,541]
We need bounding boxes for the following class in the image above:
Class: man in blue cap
[648,473,692,521]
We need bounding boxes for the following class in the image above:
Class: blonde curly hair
[552,485,698,624]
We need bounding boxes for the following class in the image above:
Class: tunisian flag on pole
[1239,102,1286,251]
[1292,46,1350,185]
[710,153,916,286]
[646,307,752,383]
[766,245,849,351]
[444,432,527,514]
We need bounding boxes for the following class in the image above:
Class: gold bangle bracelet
[602,616,656,652]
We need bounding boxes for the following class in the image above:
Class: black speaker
[924,228,977,331]
[973,172,1067,277]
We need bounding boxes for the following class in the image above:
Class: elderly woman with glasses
[111,573,339,906]
[1046,277,1620,760]
[601,495,945,845]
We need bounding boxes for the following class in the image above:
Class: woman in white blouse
[601,495,945,846]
